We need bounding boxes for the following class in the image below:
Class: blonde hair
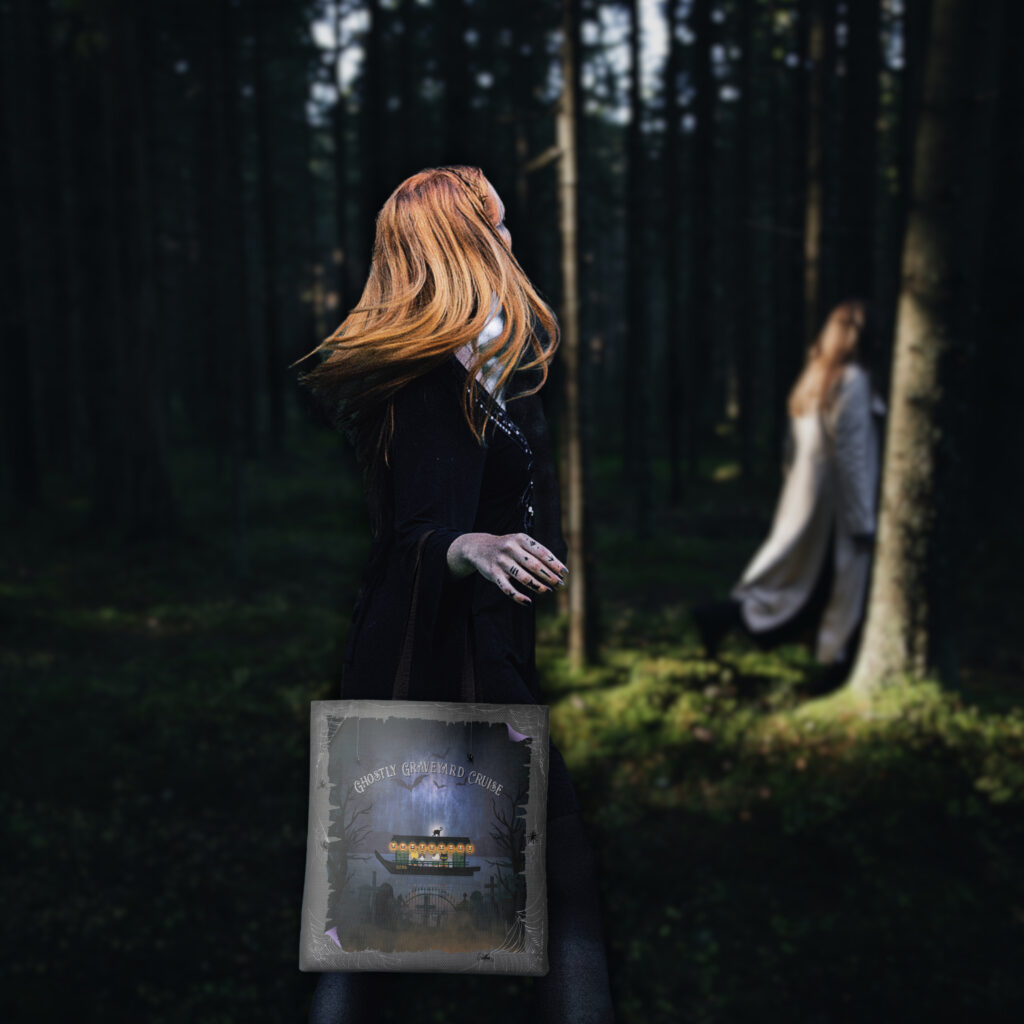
[293,165,559,531]
[788,299,872,418]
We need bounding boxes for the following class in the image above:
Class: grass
[2,421,1022,1022]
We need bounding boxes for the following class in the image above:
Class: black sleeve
[390,365,488,646]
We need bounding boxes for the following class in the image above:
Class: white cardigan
[732,364,886,663]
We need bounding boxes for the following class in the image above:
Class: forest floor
[2,422,1023,1023]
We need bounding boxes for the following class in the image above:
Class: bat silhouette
[431,745,451,759]
[433,779,447,789]
[392,774,428,791]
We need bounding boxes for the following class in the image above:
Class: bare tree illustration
[326,784,374,933]
[486,776,529,910]
[330,785,375,891]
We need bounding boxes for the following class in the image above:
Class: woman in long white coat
[693,299,886,667]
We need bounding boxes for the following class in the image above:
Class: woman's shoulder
[391,355,486,447]
[840,362,869,385]
[836,363,873,403]
[832,363,888,419]
[394,356,463,409]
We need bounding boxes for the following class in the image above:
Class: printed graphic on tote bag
[300,700,549,974]
[324,714,534,955]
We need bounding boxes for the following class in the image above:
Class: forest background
[2,0,1022,1021]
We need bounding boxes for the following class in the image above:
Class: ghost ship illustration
[375,834,481,876]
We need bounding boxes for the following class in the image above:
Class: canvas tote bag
[299,527,551,975]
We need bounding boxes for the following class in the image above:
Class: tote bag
[299,528,550,976]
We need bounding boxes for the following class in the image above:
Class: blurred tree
[801,0,825,347]
[624,0,652,537]
[688,0,713,479]
[556,0,588,669]
[836,0,880,302]
[0,0,40,509]
[360,0,385,260]
[845,0,1007,693]
[441,0,471,163]
[74,0,178,538]
[253,1,286,455]
[330,0,358,312]
[663,0,685,500]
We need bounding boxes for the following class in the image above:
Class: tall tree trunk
[509,14,539,280]
[557,0,587,670]
[441,0,470,163]
[112,0,178,537]
[361,0,386,271]
[54,9,87,486]
[332,2,363,310]
[623,0,651,538]
[664,0,684,503]
[254,3,285,456]
[874,0,933,376]
[0,0,40,509]
[196,15,229,473]
[27,0,72,477]
[802,0,825,344]
[398,0,417,173]
[73,10,122,527]
[688,0,713,480]
[845,0,1006,694]
[839,0,881,298]
[734,0,757,479]
[218,0,251,574]
[772,4,809,456]
[68,1,177,538]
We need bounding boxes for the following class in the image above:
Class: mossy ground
[3,426,1021,1022]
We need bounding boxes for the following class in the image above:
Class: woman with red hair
[297,166,615,1022]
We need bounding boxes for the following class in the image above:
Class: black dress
[338,352,581,822]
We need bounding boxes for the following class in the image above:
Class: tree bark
[838,0,881,299]
[874,0,933,376]
[557,0,587,670]
[845,0,1006,693]
[254,3,285,456]
[441,0,470,164]
[734,0,757,479]
[802,0,825,345]
[0,0,40,509]
[331,1,357,309]
[688,0,713,480]
[361,0,386,269]
[664,0,684,502]
[217,0,251,573]
[398,0,417,173]
[623,0,652,537]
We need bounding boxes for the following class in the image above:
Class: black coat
[338,353,580,820]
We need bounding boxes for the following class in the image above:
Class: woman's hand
[446,532,569,605]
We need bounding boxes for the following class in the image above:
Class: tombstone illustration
[470,890,484,928]
[374,882,396,929]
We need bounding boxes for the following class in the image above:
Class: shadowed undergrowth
[2,431,1022,1022]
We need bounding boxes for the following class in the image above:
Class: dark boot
[691,599,744,659]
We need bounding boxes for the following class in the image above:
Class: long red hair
[294,165,559,531]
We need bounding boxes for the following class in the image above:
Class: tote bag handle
[392,527,476,703]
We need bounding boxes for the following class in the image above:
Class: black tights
[307,810,616,1023]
